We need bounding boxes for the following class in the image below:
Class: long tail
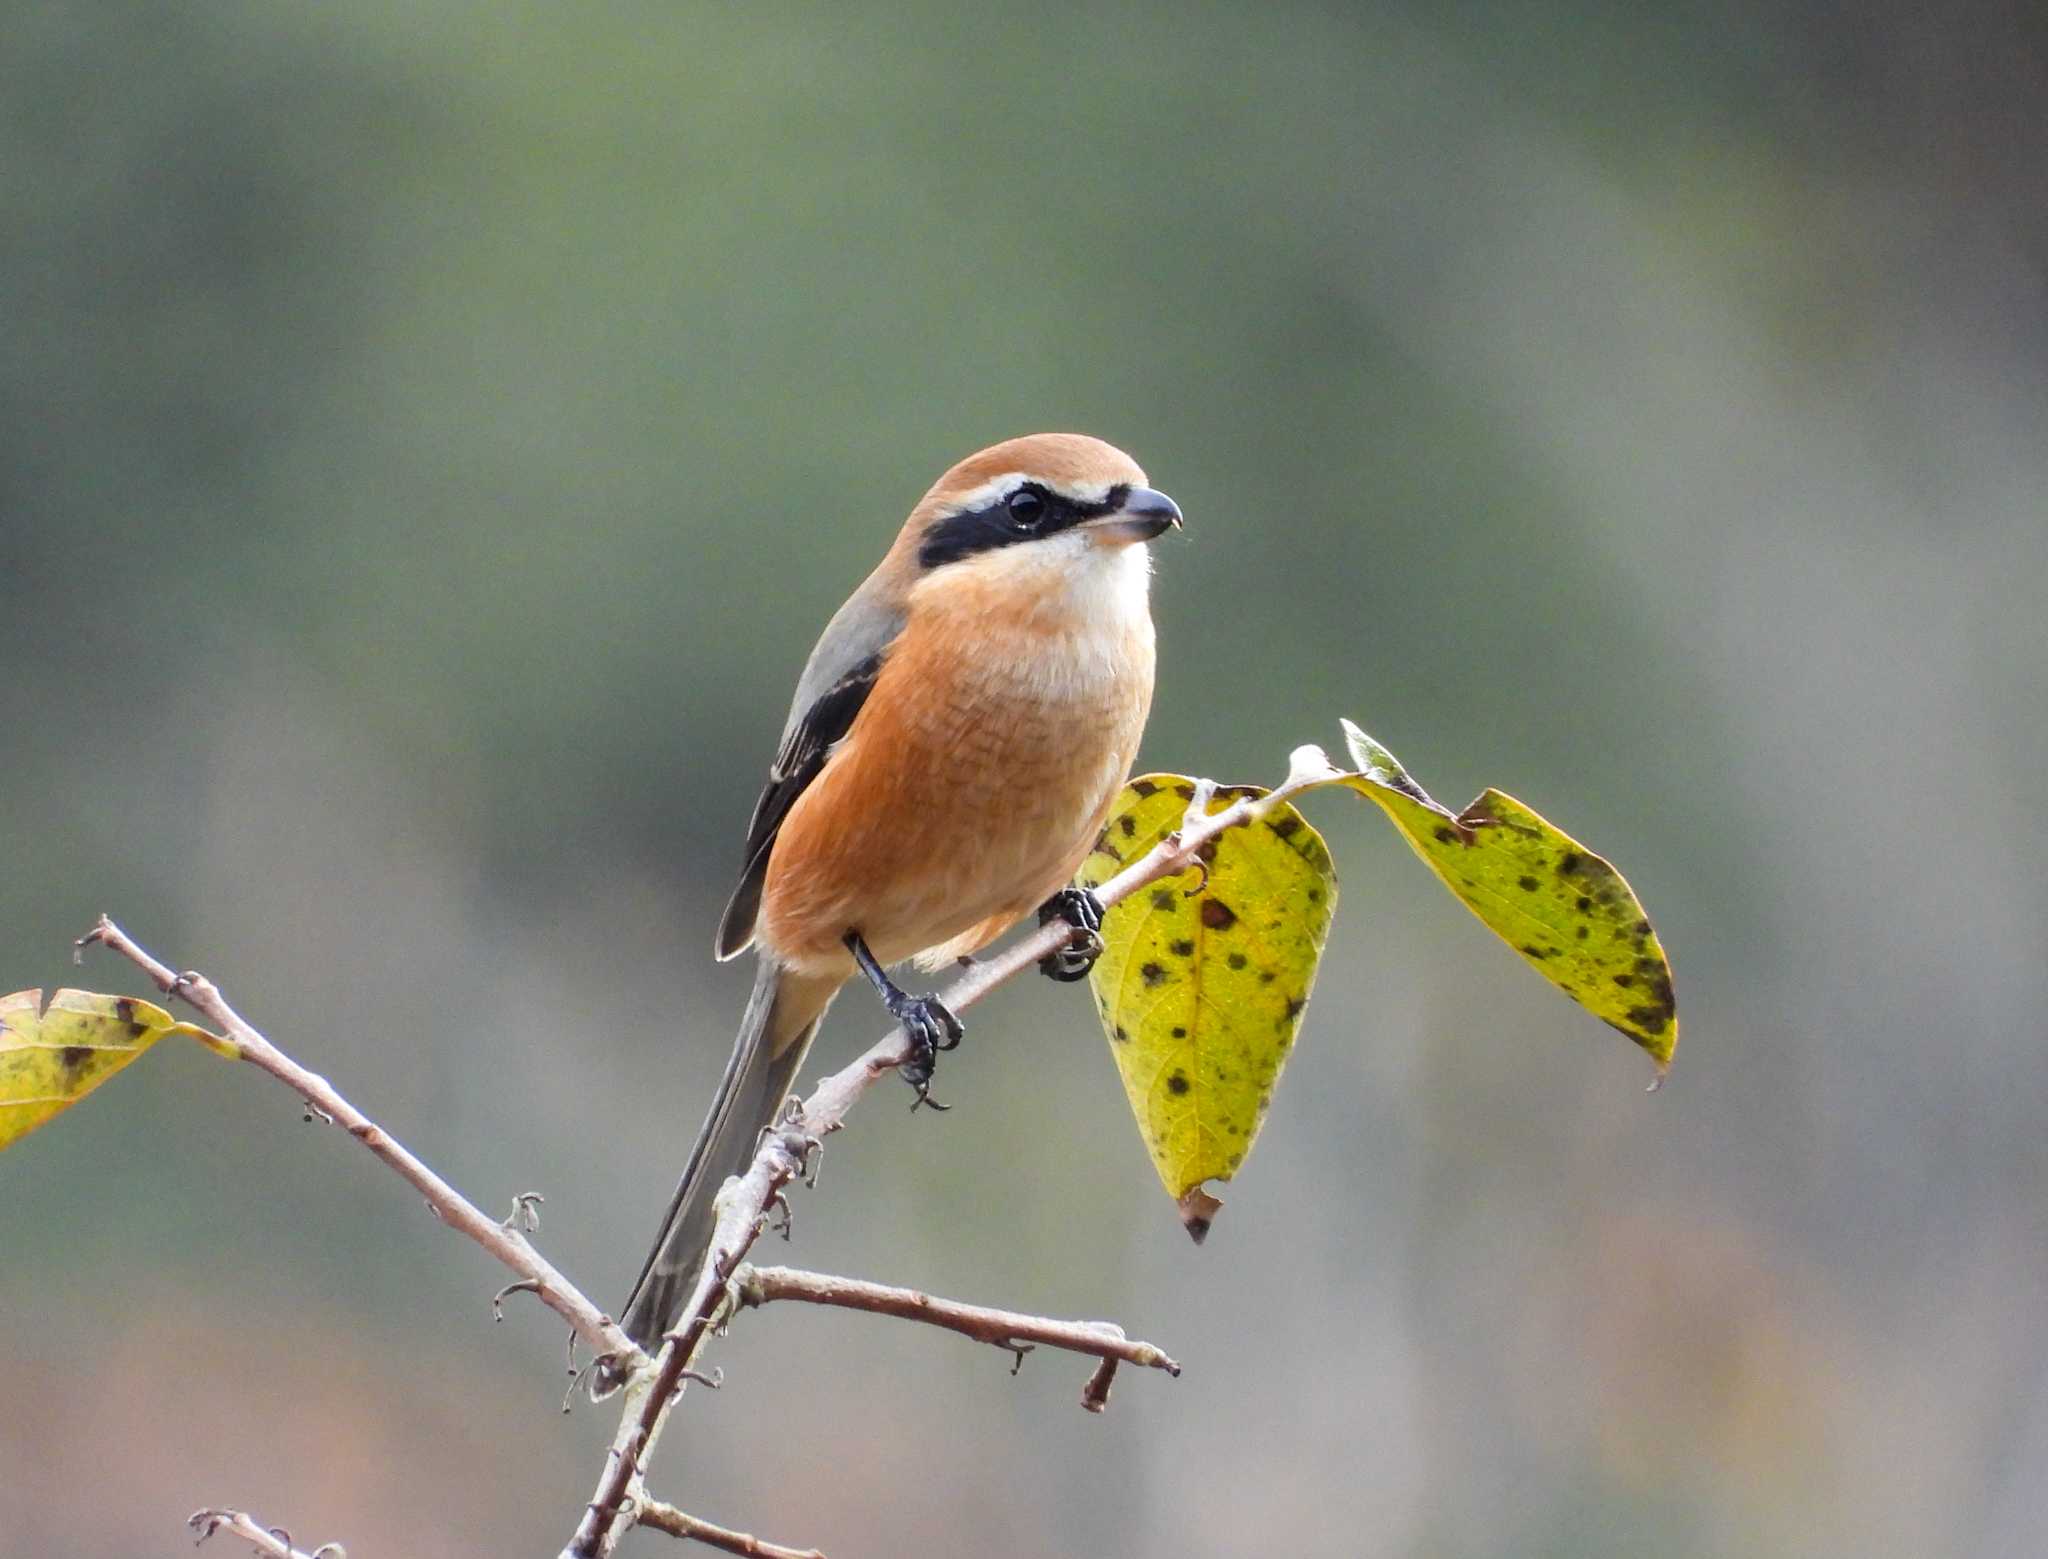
[618,957,839,1353]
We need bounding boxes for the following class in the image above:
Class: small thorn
[492,1278,541,1321]
[502,1191,544,1233]
[1180,858,1210,895]
[302,1100,334,1125]
[566,1356,614,1410]
[1004,1341,1035,1376]
[682,1365,723,1390]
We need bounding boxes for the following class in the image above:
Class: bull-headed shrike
[619,433,1181,1351]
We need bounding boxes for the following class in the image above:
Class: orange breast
[756,578,1154,976]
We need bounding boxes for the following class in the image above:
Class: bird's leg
[1036,887,1106,982]
[843,931,964,1110]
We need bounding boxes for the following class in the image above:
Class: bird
[615,432,1182,1357]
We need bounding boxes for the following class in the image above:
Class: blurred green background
[5,3,2046,1555]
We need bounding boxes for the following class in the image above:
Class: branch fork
[564,774,1306,1555]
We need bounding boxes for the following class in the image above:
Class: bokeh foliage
[4,3,2046,1556]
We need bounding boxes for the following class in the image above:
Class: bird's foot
[1037,887,1106,982]
[892,992,963,1111]
[843,929,965,1110]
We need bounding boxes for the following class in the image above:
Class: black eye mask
[918,482,1129,570]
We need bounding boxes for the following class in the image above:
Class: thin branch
[188,1507,343,1558]
[565,768,1316,1558]
[634,1499,826,1559]
[78,915,639,1370]
[735,1263,1180,1383]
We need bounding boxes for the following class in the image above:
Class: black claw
[901,1043,951,1111]
[1038,887,1107,981]
[1039,928,1103,982]
[897,995,961,1110]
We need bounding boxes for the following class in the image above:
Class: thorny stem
[734,1264,1180,1379]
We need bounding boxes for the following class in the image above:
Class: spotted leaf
[0,988,236,1151]
[1334,721,1676,1073]
[1078,776,1336,1241]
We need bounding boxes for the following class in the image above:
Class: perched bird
[616,432,1181,1354]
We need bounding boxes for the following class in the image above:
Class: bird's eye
[1005,488,1045,529]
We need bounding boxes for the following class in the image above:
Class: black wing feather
[715,650,887,958]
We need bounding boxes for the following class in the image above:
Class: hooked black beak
[1088,486,1183,544]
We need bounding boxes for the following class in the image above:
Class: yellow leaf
[0,988,236,1151]
[1336,721,1677,1073]
[1078,776,1336,1239]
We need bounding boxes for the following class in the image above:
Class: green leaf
[0,988,236,1151]
[1077,776,1337,1240]
[1333,721,1677,1073]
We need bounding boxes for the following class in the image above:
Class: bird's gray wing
[714,586,906,958]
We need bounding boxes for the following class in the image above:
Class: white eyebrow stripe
[941,473,1124,512]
